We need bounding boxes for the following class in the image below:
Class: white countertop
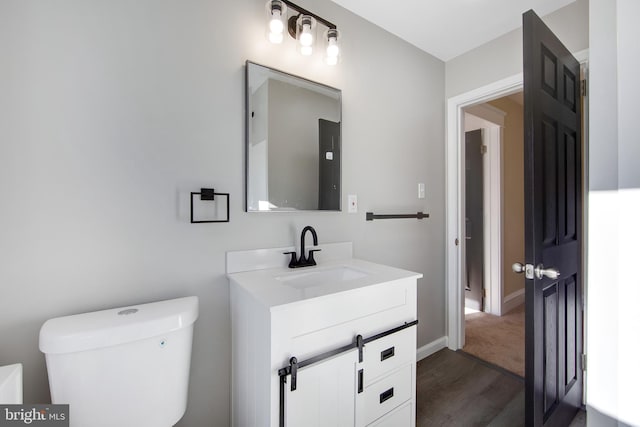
[228,257,422,309]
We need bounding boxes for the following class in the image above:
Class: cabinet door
[284,349,358,427]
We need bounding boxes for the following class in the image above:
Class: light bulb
[266,0,286,44]
[269,11,283,34]
[324,29,340,65]
[300,23,313,46]
[326,39,339,57]
[269,31,283,44]
[300,45,313,56]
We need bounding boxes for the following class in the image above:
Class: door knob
[512,262,535,279]
[512,263,525,273]
[535,264,560,280]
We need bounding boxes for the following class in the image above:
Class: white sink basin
[0,363,23,404]
[275,266,369,289]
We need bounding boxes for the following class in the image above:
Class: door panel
[523,9,583,427]
[565,277,577,389]
[542,283,558,416]
[465,129,484,311]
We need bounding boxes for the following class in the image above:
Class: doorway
[446,73,523,354]
[446,49,588,427]
[461,93,526,377]
[446,51,586,351]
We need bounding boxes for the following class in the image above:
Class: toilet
[39,296,198,427]
[0,363,23,404]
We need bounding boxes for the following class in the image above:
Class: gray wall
[0,0,445,425]
[445,0,589,98]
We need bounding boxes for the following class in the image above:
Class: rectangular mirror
[245,61,342,212]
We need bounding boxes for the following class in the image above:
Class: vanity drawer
[367,401,413,427]
[363,325,416,382]
[362,364,412,426]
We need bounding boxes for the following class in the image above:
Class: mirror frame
[244,60,342,213]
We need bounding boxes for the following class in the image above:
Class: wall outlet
[418,183,426,199]
[348,194,357,213]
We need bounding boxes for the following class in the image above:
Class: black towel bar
[366,211,429,221]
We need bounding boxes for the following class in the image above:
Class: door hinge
[581,79,587,97]
[581,353,587,371]
[481,144,487,154]
[455,238,459,246]
[482,288,487,298]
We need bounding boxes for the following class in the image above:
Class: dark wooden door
[465,130,484,311]
[522,10,583,427]
[318,119,341,210]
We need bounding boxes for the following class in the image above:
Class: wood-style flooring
[415,349,586,426]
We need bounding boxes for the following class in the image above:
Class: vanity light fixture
[266,0,286,44]
[266,0,341,65]
[324,28,341,65]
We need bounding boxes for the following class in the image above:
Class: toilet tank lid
[39,296,199,354]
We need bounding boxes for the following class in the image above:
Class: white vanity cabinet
[228,244,421,427]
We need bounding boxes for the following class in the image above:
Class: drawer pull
[379,387,394,404]
[380,346,395,361]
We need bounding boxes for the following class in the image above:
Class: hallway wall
[488,97,525,300]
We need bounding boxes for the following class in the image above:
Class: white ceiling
[331,0,575,61]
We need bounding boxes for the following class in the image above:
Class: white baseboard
[416,336,448,361]
[502,288,525,314]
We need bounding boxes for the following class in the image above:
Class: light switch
[348,194,357,213]
[418,183,425,199]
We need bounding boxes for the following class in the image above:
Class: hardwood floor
[416,349,586,426]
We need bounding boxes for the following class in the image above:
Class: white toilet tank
[39,296,198,427]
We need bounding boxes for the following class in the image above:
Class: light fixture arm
[281,0,337,30]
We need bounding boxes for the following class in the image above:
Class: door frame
[446,73,522,350]
[446,50,588,351]
[464,106,505,316]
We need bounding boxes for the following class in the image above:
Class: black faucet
[284,226,322,268]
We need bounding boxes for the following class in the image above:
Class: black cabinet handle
[357,369,363,393]
[380,346,395,361]
[379,387,394,404]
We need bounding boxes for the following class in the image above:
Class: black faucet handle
[283,251,298,268]
[307,249,322,266]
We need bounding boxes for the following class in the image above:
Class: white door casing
[446,73,523,350]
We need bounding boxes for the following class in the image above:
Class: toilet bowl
[39,296,198,427]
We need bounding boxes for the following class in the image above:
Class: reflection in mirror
[245,61,341,212]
